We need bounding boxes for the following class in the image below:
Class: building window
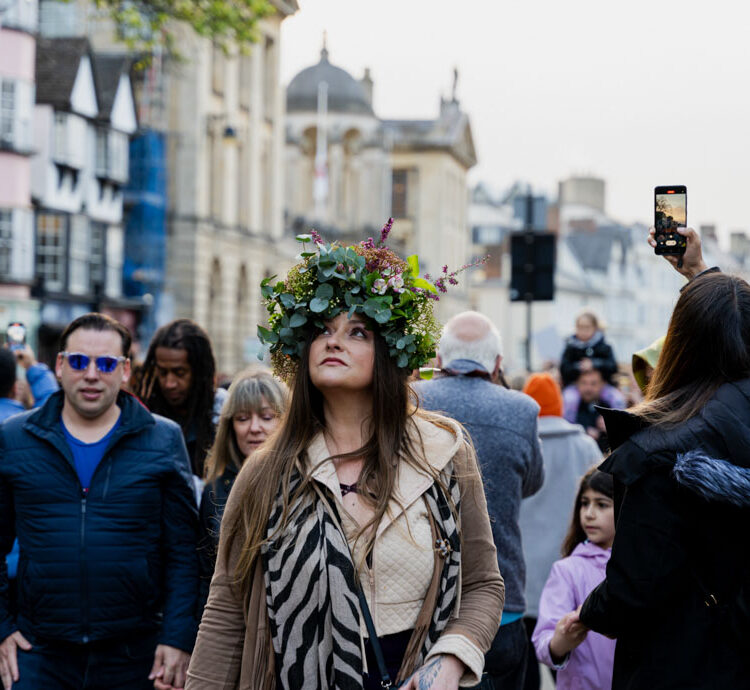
[210,134,224,221]
[40,0,79,36]
[0,211,12,276]
[235,264,249,365]
[237,142,248,226]
[53,112,68,163]
[261,143,271,232]
[208,258,223,363]
[212,44,225,95]
[3,0,38,33]
[36,213,67,292]
[0,79,33,152]
[90,221,106,290]
[391,169,408,219]
[0,82,14,147]
[263,36,275,121]
[95,128,109,177]
[105,225,123,298]
[109,132,128,182]
[68,215,89,295]
[239,55,252,111]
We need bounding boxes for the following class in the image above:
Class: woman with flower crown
[186,220,503,690]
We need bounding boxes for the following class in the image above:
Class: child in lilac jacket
[532,469,616,690]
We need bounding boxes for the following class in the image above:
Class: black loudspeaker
[510,232,556,301]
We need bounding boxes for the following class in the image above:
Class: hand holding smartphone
[654,186,687,257]
[649,184,708,280]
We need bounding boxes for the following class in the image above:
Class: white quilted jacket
[306,414,497,686]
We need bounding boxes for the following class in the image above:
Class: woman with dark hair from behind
[575,268,750,689]
[197,367,287,609]
[136,319,227,478]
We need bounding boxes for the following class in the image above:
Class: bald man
[412,311,544,690]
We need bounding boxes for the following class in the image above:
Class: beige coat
[186,413,504,689]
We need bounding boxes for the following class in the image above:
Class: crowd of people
[0,223,747,690]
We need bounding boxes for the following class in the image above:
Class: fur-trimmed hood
[673,451,750,508]
[600,379,750,493]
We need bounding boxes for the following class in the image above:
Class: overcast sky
[280,0,749,243]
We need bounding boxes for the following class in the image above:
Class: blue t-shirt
[61,415,121,490]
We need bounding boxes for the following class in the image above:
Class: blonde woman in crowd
[197,368,288,609]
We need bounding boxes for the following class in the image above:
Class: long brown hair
[224,327,456,599]
[561,468,614,557]
[631,273,750,425]
[203,367,288,483]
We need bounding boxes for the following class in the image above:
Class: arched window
[208,258,223,367]
[235,264,249,366]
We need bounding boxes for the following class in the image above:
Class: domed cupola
[286,44,374,116]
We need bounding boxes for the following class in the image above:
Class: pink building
[0,0,38,330]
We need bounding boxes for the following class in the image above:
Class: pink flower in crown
[388,273,405,293]
[372,278,388,295]
[379,218,394,245]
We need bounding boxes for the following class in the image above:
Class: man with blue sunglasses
[0,313,199,690]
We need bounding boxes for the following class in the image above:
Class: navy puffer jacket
[0,391,199,652]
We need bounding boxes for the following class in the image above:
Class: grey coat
[519,416,602,617]
[413,372,544,614]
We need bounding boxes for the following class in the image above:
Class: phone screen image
[655,191,686,231]
[654,186,687,255]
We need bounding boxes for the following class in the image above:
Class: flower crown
[257,219,482,381]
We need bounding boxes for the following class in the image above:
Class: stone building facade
[165,2,298,373]
[284,48,477,320]
[31,0,298,372]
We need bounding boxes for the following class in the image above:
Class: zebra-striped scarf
[261,462,461,690]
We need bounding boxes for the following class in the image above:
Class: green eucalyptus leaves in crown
[257,219,484,382]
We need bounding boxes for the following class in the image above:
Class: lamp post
[523,188,534,372]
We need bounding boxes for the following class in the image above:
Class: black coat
[0,391,199,651]
[560,331,617,387]
[197,464,238,611]
[580,379,750,689]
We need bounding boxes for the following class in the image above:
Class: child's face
[575,317,596,342]
[580,488,615,549]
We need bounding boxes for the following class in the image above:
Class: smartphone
[654,186,687,256]
[6,322,26,352]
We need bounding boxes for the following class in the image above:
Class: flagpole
[313,80,328,223]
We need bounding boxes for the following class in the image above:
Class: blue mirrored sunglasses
[60,352,127,373]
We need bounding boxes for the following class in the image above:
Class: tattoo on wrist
[418,657,442,689]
